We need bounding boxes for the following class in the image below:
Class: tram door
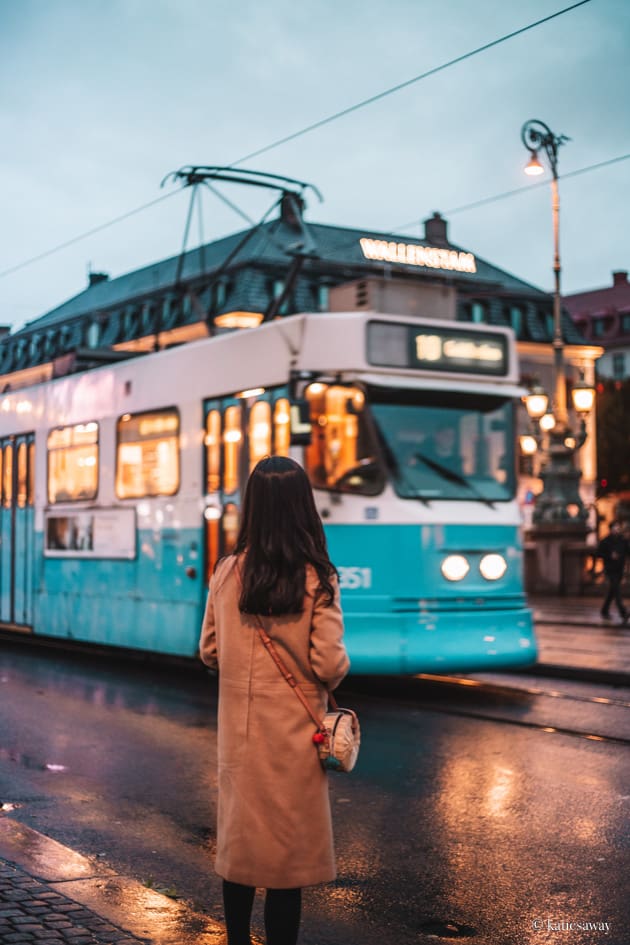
[202,394,291,582]
[0,434,35,628]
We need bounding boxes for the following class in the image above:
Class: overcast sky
[1,0,628,332]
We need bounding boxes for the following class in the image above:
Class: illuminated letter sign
[359,238,476,274]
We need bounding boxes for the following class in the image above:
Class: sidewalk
[526,594,630,686]
[0,818,228,945]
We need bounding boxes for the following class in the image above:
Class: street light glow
[524,151,544,176]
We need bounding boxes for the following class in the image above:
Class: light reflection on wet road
[1,641,629,945]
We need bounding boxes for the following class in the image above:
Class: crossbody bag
[252,612,360,773]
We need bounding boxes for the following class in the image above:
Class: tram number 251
[338,566,372,590]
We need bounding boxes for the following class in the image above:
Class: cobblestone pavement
[0,859,147,945]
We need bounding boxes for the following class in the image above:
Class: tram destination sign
[367,321,508,376]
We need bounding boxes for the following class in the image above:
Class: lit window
[28,442,35,505]
[249,401,271,472]
[223,405,242,494]
[205,410,221,494]
[4,444,13,508]
[17,442,27,508]
[116,410,179,499]
[274,398,291,457]
[47,422,98,503]
[305,384,383,495]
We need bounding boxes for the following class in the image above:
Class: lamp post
[520,120,596,531]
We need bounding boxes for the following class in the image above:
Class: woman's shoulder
[212,554,239,592]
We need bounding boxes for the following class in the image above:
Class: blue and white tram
[0,312,537,673]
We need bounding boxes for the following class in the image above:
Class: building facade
[564,270,630,380]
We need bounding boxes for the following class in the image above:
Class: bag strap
[252,612,326,731]
[235,561,330,731]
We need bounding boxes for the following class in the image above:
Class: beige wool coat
[199,555,350,889]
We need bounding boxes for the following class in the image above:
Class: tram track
[344,672,630,747]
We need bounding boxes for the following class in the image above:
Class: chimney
[280,192,305,229]
[88,271,109,287]
[612,270,628,286]
[424,211,448,245]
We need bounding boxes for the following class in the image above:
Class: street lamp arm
[521,120,570,179]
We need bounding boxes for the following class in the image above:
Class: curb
[0,817,228,945]
[519,662,630,688]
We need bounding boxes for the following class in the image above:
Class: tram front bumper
[343,604,537,675]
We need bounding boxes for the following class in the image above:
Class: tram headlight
[479,553,507,581]
[441,555,470,582]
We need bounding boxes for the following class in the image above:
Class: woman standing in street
[199,455,350,945]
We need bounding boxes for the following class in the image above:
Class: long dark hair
[233,456,336,615]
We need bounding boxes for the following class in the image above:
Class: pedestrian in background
[597,520,629,623]
[199,455,350,945]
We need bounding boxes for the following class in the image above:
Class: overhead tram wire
[0,0,596,283]
[0,187,185,281]
[229,0,595,167]
[311,149,630,264]
[444,151,630,216]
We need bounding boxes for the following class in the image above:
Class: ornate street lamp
[520,120,595,528]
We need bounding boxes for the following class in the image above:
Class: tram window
[305,384,383,495]
[205,410,221,494]
[48,422,98,503]
[249,401,271,472]
[3,444,13,508]
[223,405,242,494]
[116,409,179,499]
[273,399,291,456]
[17,443,27,508]
[28,442,35,505]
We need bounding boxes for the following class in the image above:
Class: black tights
[222,879,302,945]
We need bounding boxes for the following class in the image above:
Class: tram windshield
[370,389,515,502]
[304,382,515,502]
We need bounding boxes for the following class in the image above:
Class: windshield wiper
[413,453,496,508]
[373,427,432,505]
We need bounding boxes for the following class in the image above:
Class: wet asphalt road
[0,639,629,945]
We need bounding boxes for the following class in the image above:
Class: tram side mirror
[290,400,312,446]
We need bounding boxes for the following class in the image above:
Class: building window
[612,352,625,379]
[593,318,606,338]
[510,306,523,335]
[471,302,486,324]
[48,422,99,504]
[116,409,179,499]
[622,314,630,334]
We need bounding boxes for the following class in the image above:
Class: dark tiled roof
[19,219,550,335]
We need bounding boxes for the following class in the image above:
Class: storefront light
[519,435,538,456]
[214,311,263,329]
[539,413,556,432]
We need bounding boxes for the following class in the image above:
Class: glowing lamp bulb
[524,151,544,176]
